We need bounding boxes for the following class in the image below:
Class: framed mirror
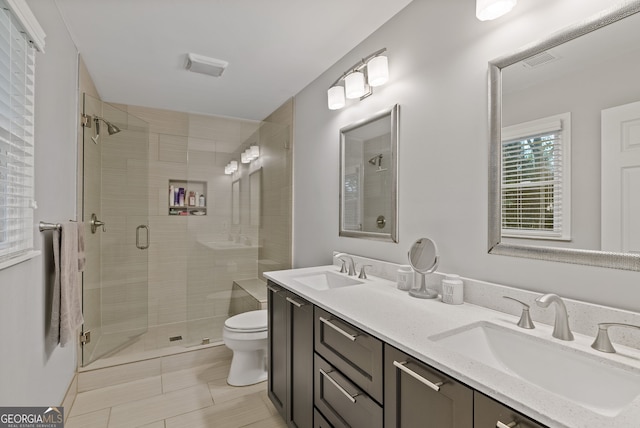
[231,179,240,225]
[249,168,261,227]
[340,104,399,242]
[488,2,640,271]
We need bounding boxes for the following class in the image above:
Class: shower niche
[169,179,207,216]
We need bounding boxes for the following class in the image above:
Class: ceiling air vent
[522,51,558,69]
[186,53,228,77]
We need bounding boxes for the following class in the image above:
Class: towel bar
[39,221,62,232]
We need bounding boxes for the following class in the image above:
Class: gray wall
[0,2,78,404]
[293,0,640,312]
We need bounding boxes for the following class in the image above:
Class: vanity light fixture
[366,55,389,87]
[226,145,260,174]
[249,145,259,159]
[345,71,366,99]
[328,86,346,110]
[476,0,517,21]
[327,48,388,110]
[225,160,238,175]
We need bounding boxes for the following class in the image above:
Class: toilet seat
[224,309,267,333]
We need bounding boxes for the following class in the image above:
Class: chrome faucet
[535,293,574,341]
[334,253,356,276]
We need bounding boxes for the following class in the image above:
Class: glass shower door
[81,93,150,366]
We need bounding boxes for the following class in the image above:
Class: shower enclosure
[80,95,292,367]
[81,94,150,365]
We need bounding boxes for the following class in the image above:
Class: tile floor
[66,356,285,428]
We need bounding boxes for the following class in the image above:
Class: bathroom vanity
[264,263,640,428]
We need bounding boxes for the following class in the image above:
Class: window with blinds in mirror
[0,0,43,269]
[501,112,572,241]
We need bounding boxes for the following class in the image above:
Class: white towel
[49,222,84,347]
[77,222,86,272]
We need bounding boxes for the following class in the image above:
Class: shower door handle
[136,225,150,250]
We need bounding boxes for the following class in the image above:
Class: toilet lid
[225,309,268,332]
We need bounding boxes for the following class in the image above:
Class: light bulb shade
[345,71,366,99]
[241,151,249,164]
[225,164,232,174]
[327,85,345,110]
[367,55,389,87]
[476,0,517,21]
[250,145,259,159]
[230,160,238,172]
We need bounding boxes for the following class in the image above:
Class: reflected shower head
[368,153,383,166]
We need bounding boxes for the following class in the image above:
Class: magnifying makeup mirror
[408,237,439,299]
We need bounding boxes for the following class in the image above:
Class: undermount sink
[430,322,640,417]
[290,271,364,291]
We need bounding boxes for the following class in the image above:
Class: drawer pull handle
[286,296,306,307]
[496,422,518,428]
[319,368,358,403]
[319,316,359,341]
[267,285,280,293]
[393,360,444,392]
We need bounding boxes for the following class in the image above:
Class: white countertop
[264,265,640,428]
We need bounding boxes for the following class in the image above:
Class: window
[501,113,571,240]
[0,0,44,269]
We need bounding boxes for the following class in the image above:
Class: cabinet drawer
[314,354,383,428]
[314,408,333,428]
[474,391,547,428]
[314,307,383,403]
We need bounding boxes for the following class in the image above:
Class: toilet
[223,309,268,386]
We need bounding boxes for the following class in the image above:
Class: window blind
[0,4,37,265]
[501,113,571,240]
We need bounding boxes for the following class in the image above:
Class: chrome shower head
[94,117,121,136]
[105,121,121,135]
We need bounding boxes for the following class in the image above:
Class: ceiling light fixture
[327,48,388,110]
[476,0,517,21]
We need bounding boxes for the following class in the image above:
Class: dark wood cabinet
[314,354,383,428]
[314,307,384,404]
[313,409,332,428]
[267,281,314,428]
[270,282,546,428]
[268,282,287,418]
[385,345,473,428]
[474,391,547,428]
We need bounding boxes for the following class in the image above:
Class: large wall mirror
[340,104,399,242]
[249,168,261,227]
[488,2,640,270]
[231,179,240,225]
